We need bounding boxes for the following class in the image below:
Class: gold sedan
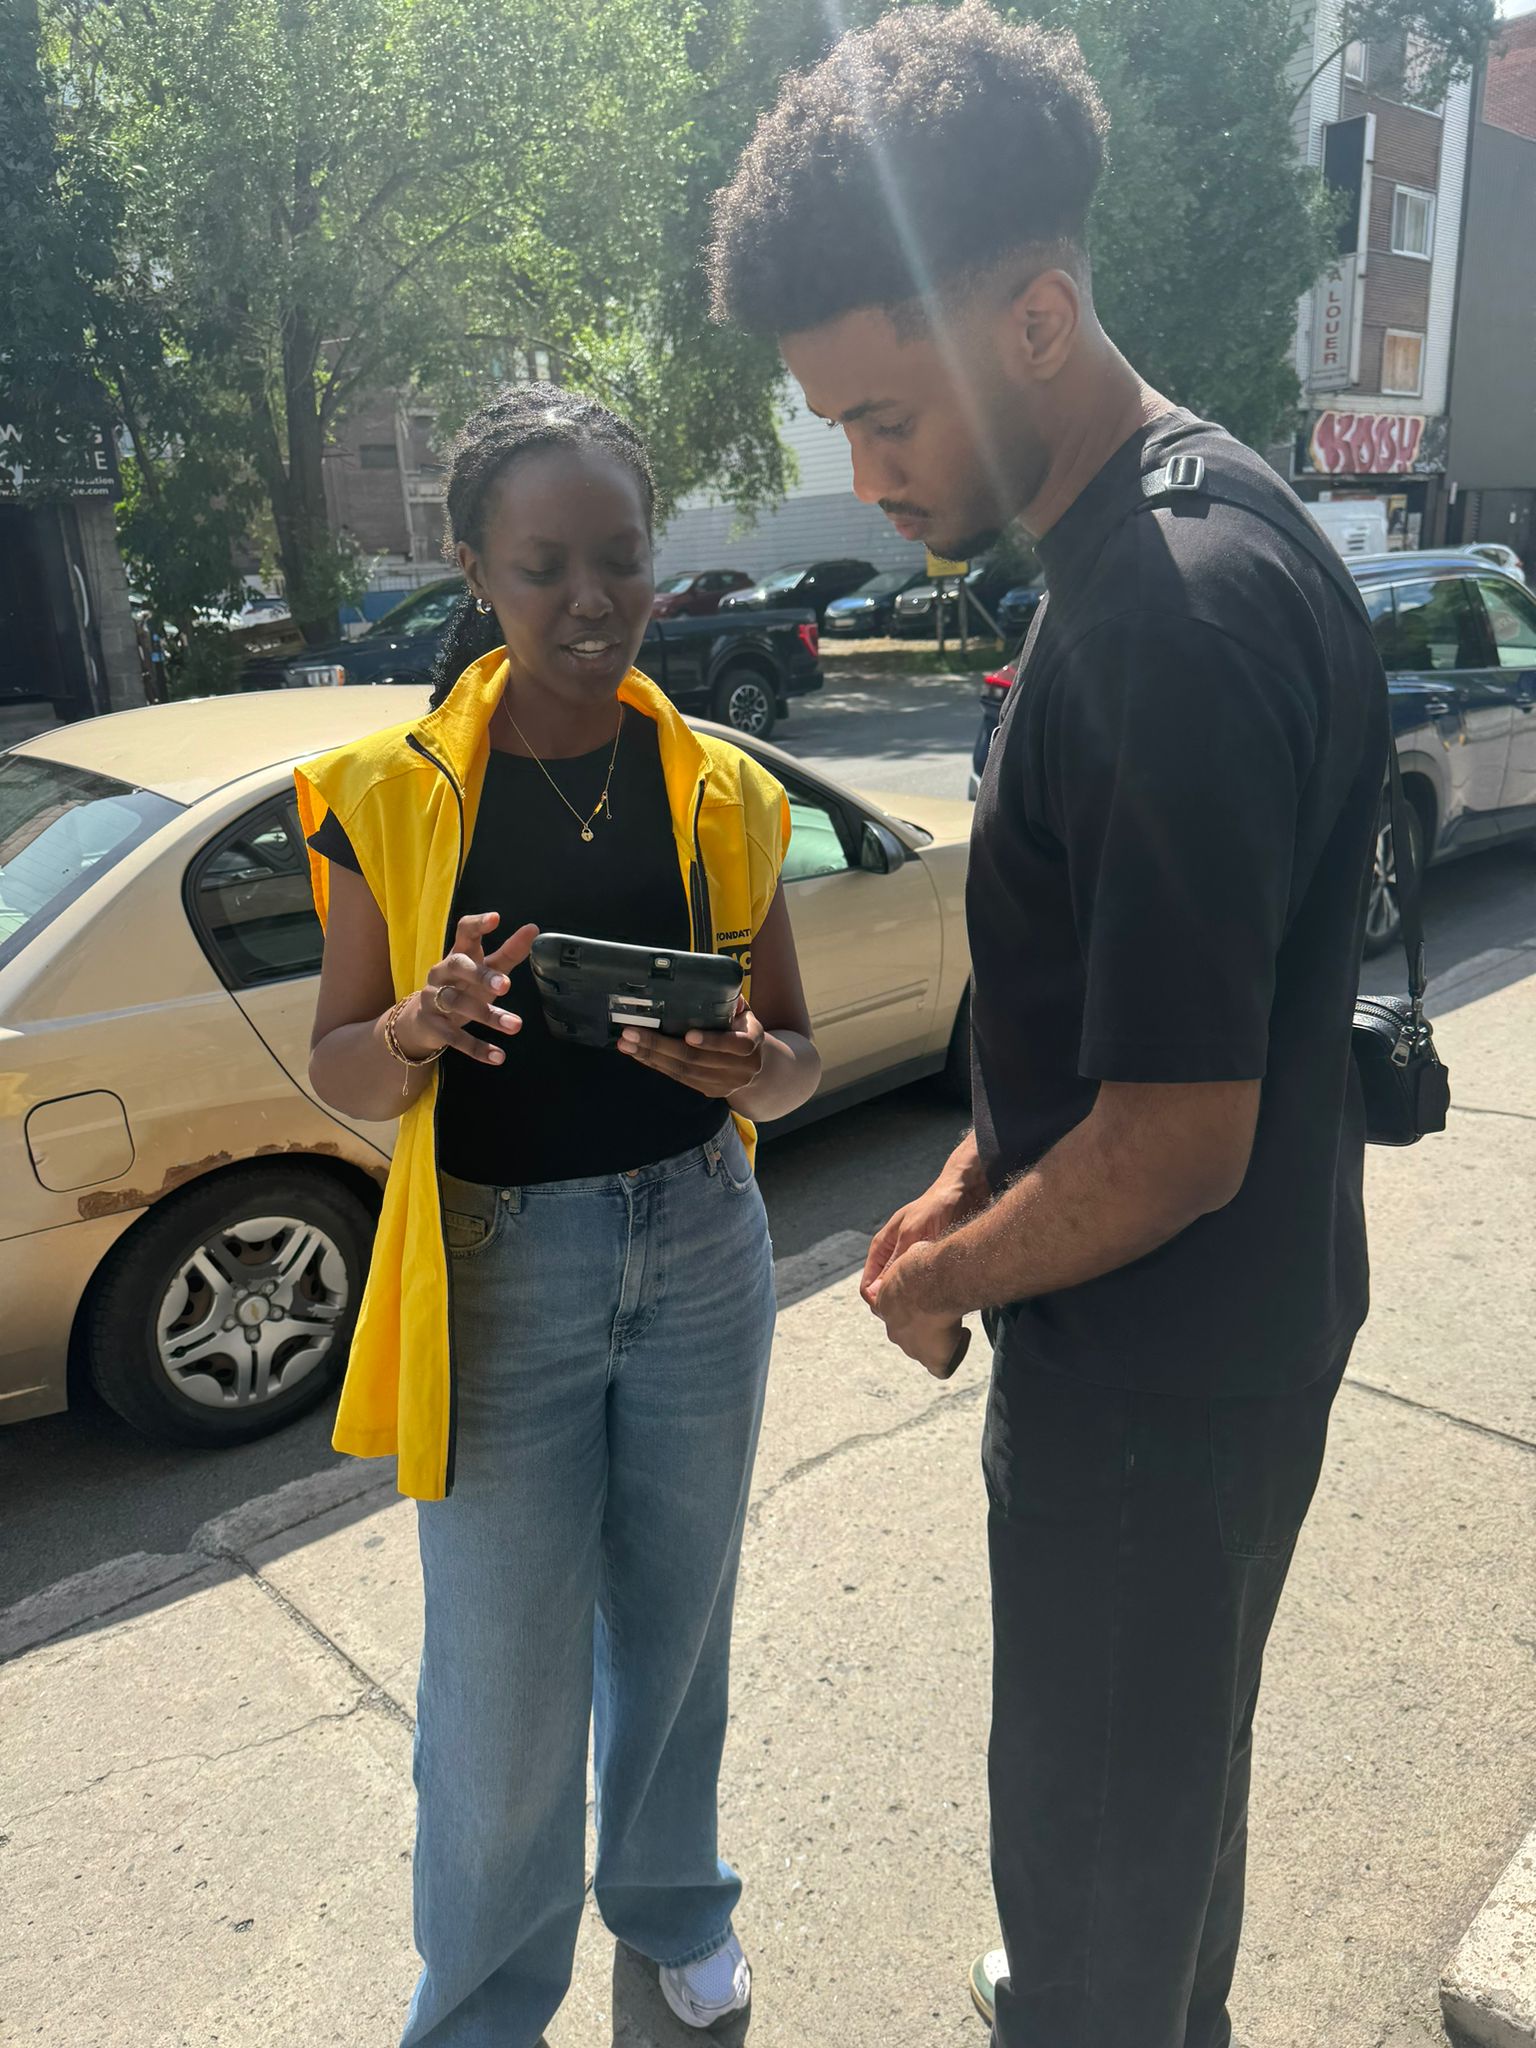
[0,687,971,1447]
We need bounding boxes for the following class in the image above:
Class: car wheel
[1362,796,1423,959]
[714,668,777,739]
[85,1168,373,1446]
[941,988,973,1106]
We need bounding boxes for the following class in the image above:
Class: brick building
[321,393,448,568]
[1287,8,1472,545]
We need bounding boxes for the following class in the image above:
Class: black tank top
[310,711,726,1184]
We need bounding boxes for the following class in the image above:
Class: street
[3,664,1534,1611]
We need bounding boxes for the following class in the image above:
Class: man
[708,8,1388,2046]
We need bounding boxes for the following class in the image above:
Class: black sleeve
[1045,612,1317,1083]
[306,810,364,876]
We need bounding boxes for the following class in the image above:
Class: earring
[475,598,492,616]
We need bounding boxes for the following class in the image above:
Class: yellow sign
[925,550,969,577]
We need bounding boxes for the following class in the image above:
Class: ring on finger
[432,983,456,1016]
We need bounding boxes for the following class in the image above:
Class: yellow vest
[295,650,791,1499]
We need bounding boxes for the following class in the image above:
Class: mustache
[879,499,930,520]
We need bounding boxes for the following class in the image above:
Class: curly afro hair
[708,2,1109,336]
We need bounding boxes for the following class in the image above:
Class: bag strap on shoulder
[1138,447,1425,1010]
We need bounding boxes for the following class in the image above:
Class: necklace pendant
[581,825,594,843]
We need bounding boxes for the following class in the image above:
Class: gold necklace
[497,696,623,843]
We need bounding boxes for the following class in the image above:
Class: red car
[651,569,755,619]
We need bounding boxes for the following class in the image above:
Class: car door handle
[1423,697,1455,718]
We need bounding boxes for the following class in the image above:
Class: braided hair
[427,384,657,708]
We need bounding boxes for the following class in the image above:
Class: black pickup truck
[242,578,822,739]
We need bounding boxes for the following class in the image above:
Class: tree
[1017,0,1499,445]
[38,0,731,639]
[1032,0,1339,446]
[0,0,113,494]
[1291,0,1501,111]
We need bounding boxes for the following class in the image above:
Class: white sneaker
[970,1948,1008,2024]
[658,1933,752,2028]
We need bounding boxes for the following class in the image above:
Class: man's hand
[862,1133,989,1305]
[867,1243,971,1379]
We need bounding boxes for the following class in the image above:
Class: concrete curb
[0,1550,212,1663]
[0,1234,870,1667]
[1442,1824,1536,2046]
[0,1457,402,1665]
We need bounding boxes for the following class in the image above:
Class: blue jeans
[400,1126,775,2048]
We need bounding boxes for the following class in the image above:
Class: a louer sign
[0,419,116,499]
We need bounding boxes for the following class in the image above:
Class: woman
[299,385,820,2047]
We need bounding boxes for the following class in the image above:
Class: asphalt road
[3,664,1532,1610]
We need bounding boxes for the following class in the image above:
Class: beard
[933,520,1004,562]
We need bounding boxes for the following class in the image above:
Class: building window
[1382,330,1426,396]
[1390,187,1436,259]
[1343,39,1367,84]
[358,443,399,470]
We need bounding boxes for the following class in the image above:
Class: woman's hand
[395,913,539,1067]
[616,995,766,1098]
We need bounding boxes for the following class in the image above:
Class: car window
[1383,578,1485,672]
[1475,578,1536,671]
[656,573,696,596]
[781,782,854,884]
[190,798,323,987]
[368,585,461,640]
[0,757,181,971]
[1361,584,1398,667]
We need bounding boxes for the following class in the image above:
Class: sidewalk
[3,979,1533,2048]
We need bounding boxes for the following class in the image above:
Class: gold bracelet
[383,995,443,1091]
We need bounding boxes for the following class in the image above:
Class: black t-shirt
[969,411,1388,1395]
[311,710,726,1184]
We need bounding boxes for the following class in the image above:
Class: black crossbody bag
[1138,443,1450,1145]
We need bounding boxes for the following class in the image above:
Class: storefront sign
[1302,411,1446,477]
[0,421,116,500]
[1309,259,1359,390]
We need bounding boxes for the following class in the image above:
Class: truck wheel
[714,668,777,740]
[85,1167,372,1447]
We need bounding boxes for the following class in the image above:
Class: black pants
[984,1336,1347,2048]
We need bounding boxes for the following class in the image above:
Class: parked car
[651,569,755,619]
[243,579,465,690]
[0,690,971,1447]
[719,558,878,625]
[242,575,822,739]
[966,551,1536,956]
[891,559,1014,637]
[1458,543,1527,586]
[996,582,1045,649]
[822,567,927,638]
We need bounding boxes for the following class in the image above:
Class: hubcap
[1365,821,1400,944]
[725,678,772,736]
[154,1214,349,1409]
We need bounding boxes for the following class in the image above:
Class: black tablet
[529,933,743,1050]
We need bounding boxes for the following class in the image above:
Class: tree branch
[1290,38,1350,112]
[320,201,498,414]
